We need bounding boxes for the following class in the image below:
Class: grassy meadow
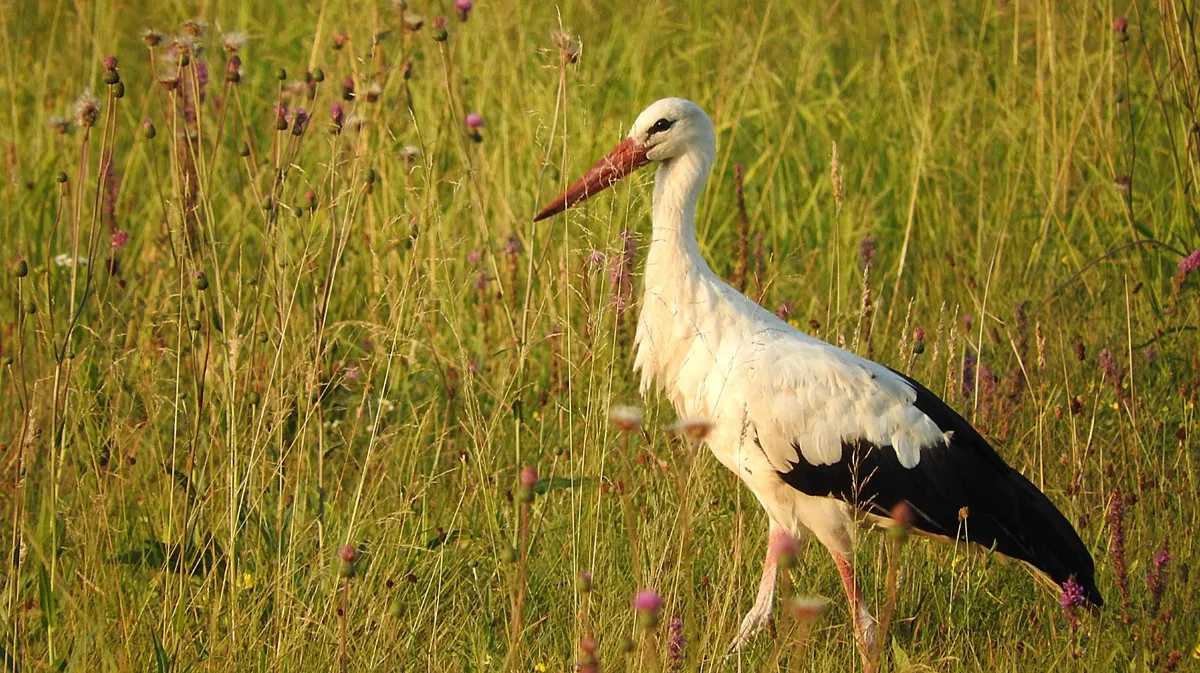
[1,0,1199,670]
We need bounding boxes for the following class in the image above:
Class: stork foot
[727,599,773,653]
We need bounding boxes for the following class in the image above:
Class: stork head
[533,97,714,221]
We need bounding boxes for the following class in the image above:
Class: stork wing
[735,319,1100,605]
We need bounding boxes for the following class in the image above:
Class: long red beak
[533,137,651,222]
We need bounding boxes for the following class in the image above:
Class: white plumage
[534,97,1101,661]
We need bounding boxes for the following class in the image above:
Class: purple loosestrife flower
[1179,249,1200,276]
[961,352,977,398]
[1107,491,1130,619]
[858,235,876,268]
[1146,540,1172,616]
[667,616,685,671]
[1060,577,1086,632]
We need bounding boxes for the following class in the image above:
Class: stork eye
[647,118,674,136]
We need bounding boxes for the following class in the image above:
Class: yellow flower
[534,664,548,672]
[238,572,255,590]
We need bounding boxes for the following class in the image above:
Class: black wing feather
[778,369,1102,606]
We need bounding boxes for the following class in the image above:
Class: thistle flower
[632,588,664,628]
[431,15,448,41]
[786,596,829,623]
[912,326,926,354]
[341,76,355,101]
[329,102,345,132]
[47,116,71,134]
[454,0,473,21]
[768,529,800,568]
[403,14,425,31]
[584,250,606,269]
[576,571,593,594]
[665,417,713,442]
[467,250,482,265]
[225,55,242,83]
[181,19,207,38]
[333,32,350,50]
[222,31,248,53]
[142,29,165,47]
[518,465,538,489]
[502,233,521,255]
[290,108,309,136]
[102,55,118,71]
[609,405,643,432]
[465,112,484,130]
[1114,16,1129,41]
[338,543,360,578]
[73,91,100,128]
[551,30,581,64]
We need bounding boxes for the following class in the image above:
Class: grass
[0,0,1198,670]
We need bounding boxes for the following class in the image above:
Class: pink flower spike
[110,230,129,251]
[632,588,663,613]
[1179,248,1200,275]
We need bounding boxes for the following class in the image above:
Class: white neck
[643,149,716,290]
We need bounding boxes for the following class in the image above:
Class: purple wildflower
[1060,577,1086,633]
[503,234,522,255]
[1107,492,1130,620]
[667,616,685,671]
[465,112,484,130]
[467,250,482,265]
[1143,347,1157,363]
[776,300,794,321]
[1099,348,1118,381]
[110,230,130,251]
[858,235,876,268]
[1146,540,1172,615]
[473,269,491,290]
[518,466,538,489]
[1179,249,1200,276]
[632,588,663,614]
[454,0,473,21]
[961,352,977,398]
[584,250,605,269]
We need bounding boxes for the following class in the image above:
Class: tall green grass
[0,0,1197,670]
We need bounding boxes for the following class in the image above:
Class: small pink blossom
[632,588,663,613]
[465,112,484,130]
[110,230,129,251]
[454,0,473,21]
[518,465,538,488]
[1179,248,1200,275]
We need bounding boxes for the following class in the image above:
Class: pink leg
[832,552,876,664]
[729,526,793,652]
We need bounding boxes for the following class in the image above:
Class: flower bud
[14,258,28,278]
[194,271,209,291]
[142,120,156,140]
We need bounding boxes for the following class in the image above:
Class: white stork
[534,98,1102,658]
